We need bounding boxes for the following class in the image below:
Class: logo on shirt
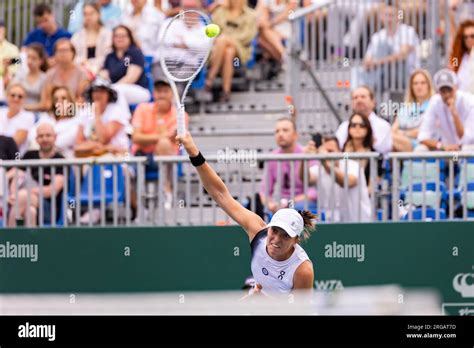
[262,267,269,276]
[278,271,286,280]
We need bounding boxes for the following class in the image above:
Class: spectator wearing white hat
[417,68,474,151]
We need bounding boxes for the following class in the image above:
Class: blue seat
[246,38,258,69]
[241,37,257,70]
[191,67,207,89]
[145,162,184,181]
[69,164,125,206]
[400,182,448,209]
[130,55,155,112]
[402,207,447,221]
[144,55,155,97]
[42,197,65,227]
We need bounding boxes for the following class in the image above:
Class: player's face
[0,27,5,41]
[267,227,296,260]
[275,120,297,149]
[351,87,374,117]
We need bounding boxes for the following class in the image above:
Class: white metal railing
[0,157,146,228]
[389,152,474,222]
[2,151,473,228]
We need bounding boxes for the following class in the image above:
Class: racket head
[159,10,214,83]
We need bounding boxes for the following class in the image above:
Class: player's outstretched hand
[176,132,200,157]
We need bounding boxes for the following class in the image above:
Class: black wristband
[190,151,206,167]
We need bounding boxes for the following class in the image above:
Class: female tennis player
[176,132,316,296]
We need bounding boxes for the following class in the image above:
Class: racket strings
[161,12,213,81]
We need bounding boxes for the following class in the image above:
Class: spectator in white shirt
[301,136,372,222]
[363,3,419,87]
[10,43,48,112]
[391,69,435,152]
[449,20,474,94]
[71,2,113,76]
[121,0,165,61]
[75,77,131,158]
[336,86,392,155]
[28,86,80,158]
[0,83,35,155]
[68,0,122,34]
[417,68,474,151]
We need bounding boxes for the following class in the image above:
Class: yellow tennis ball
[205,24,220,38]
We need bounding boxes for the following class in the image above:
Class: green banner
[0,222,473,314]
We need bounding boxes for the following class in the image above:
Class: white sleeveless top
[250,229,311,295]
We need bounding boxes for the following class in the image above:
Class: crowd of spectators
[0,0,474,226]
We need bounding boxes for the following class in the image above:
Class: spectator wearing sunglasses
[301,135,372,222]
[449,20,474,94]
[0,83,35,155]
[343,113,381,188]
[335,86,392,156]
[259,117,317,214]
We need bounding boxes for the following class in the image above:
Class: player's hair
[297,210,316,242]
[276,116,297,132]
[27,43,49,72]
[405,69,435,104]
[449,19,474,73]
[34,3,52,17]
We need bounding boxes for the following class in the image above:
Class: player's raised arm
[176,132,266,241]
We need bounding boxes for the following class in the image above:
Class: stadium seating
[68,165,126,216]
[402,207,447,221]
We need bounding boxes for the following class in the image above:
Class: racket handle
[177,104,186,137]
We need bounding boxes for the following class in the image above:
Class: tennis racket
[159,10,214,137]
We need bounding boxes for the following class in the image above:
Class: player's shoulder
[250,228,267,252]
[293,259,314,289]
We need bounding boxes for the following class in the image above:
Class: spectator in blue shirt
[23,3,72,57]
[68,0,122,34]
[100,25,151,105]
